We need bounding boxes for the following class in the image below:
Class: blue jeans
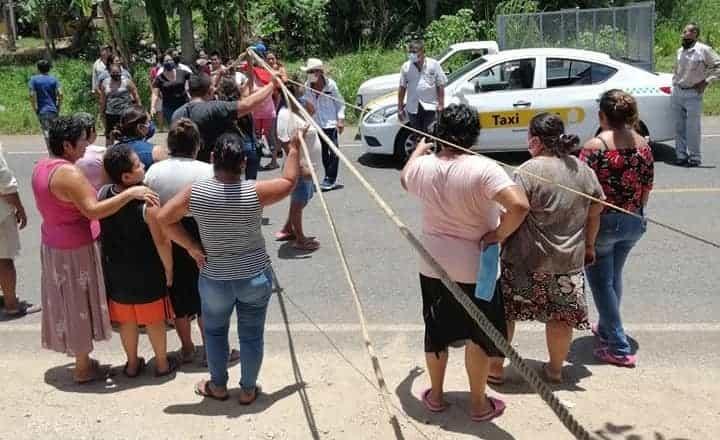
[585,211,646,356]
[672,86,703,163]
[243,137,259,180]
[199,269,273,390]
[321,128,339,184]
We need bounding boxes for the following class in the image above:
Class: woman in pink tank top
[32,116,158,384]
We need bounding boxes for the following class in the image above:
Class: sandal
[420,388,448,413]
[471,396,506,422]
[593,347,636,368]
[292,238,320,251]
[4,301,42,317]
[274,231,296,242]
[74,359,110,384]
[180,346,196,364]
[541,363,563,384]
[155,356,179,377]
[194,379,229,401]
[487,374,505,386]
[122,357,146,378]
[238,385,262,405]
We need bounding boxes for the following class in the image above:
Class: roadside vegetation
[1,0,719,134]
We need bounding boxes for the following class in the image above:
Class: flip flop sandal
[74,360,110,385]
[274,231,296,241]
[238,385,262,406]
[180,347,196,364]
[593,347,636,368]
[122,357,146,378]
[541,363,563,384]
[4,301,41,317]
[471,396,506,422]
[155,356,179,378]
[487,374,505,386]
[292,239,320,251]
[420,388,448,412]
[194,380,229,401]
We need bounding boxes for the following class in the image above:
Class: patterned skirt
[41,242,113,356]
[500,260,590,330]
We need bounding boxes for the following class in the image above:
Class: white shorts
[0,215,20,259]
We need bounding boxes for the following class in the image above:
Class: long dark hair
[112,105,148,140]
[529,113,579,157]
[599,89,639,129]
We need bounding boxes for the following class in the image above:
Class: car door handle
[513,100,531,107]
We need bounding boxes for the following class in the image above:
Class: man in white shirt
[398,40,447,143]
[302,58,345,191]
[672,23,720,167]
[0,143,39,317]
[91,45,112,94]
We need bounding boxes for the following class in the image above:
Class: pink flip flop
[420,388,448,412]
[274,231,296,241]
[593,347,636,368]
[471,396,506,422]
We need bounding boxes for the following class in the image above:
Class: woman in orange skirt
[99,144,177,377]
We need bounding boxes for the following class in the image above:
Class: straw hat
[300,58,325,72]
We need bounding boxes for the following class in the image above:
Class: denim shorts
[291,178,314,206]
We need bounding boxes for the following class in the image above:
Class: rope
[250,50,598,440]
[275,83,405,438]
[276,68,720,249]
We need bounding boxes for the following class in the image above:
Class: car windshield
[447,56,488,84]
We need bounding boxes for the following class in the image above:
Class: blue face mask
[475,243,499,301]
[144,121,156,141]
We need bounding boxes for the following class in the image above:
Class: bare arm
[236,82,276,117]
[57,86,63,111]
[1,193,27,229]
[150,87,160,117]
[145,206,173,286]
[29,91,38,113]
[129,81,141,106]
[98,86,107,116]
[255,135,300,206]
[400,137,432,190]
[50,165,158,220]
[157,186,206,267]
[491,185,530,242]
[397,86,406,112]
[584,201,604,265]
[436,85,445,111]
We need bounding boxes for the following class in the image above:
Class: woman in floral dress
[490,113,605,384]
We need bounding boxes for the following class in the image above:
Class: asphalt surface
[1,122,719,439]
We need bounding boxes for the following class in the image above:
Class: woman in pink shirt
[401,104,528,422]
[32,116,158,384]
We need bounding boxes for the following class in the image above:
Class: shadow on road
[163,382,304,417]
[569,335,640,366]
[277,242,315,260]
[592,422,691,440]
[395,366,516,440]
[486,358,592,394]
[44,360,177,394]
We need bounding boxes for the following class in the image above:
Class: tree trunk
[145,0,170,51]
[101,0,132,68]
[69,15,94,53]
[237,0,251,51]
[39,22,53,59]
[4,0,17,51]
[178,0,195,65]
[424,0,438,24]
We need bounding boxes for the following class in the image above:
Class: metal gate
[497,1,656,71]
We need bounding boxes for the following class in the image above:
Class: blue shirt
[122,138,155,170]
[29,74,60,115]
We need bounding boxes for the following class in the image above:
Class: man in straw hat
[301,58,345,191]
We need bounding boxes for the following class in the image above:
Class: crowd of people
[0,24,713,421]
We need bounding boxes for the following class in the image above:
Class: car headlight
[364,106,398,124]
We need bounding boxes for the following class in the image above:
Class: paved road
[1,123,719,439]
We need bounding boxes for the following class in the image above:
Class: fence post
[575,7,580,49]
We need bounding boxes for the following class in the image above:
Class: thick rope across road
[278,68,720,250]
[250,50,597,440]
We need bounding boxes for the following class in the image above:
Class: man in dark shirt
[29,59,63,148]
[171,74,277,178]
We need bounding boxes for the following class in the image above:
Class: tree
[177,0,195,63]
[145,0,170,51]
[101,0,132,67]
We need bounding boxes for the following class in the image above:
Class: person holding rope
[157,128,303,404]
[398,39,447,149]
[580,90,654,368]
[401,103,529,422]
[491,113,605,384]
[301,58,345,191]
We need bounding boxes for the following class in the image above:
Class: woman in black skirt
[401,104,529,422]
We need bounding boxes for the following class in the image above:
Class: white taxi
[359,48,674,161]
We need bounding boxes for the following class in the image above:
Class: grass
[3,48,720,134]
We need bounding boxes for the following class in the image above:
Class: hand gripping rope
[249,49,705,440]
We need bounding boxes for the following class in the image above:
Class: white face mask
[408,53,418,63]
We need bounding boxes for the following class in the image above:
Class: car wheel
[394,128,417,164]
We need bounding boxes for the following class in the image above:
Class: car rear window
[546,58,617,87]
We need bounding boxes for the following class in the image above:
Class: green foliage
[424,9,482,55]
[0,58,152,134]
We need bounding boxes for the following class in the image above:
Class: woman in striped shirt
[158,127,301,404]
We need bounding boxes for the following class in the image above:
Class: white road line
[702,134,720,138]
[2,322,720,333]
[6,151,46,155]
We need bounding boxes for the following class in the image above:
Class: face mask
[408,53,418,63]
[682,38,696,49]
[144,121,156,140]
[163,61,176,71]
[308,73,319,83]
[111,73,121,81]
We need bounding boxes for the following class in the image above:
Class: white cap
[300,58,324,72]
